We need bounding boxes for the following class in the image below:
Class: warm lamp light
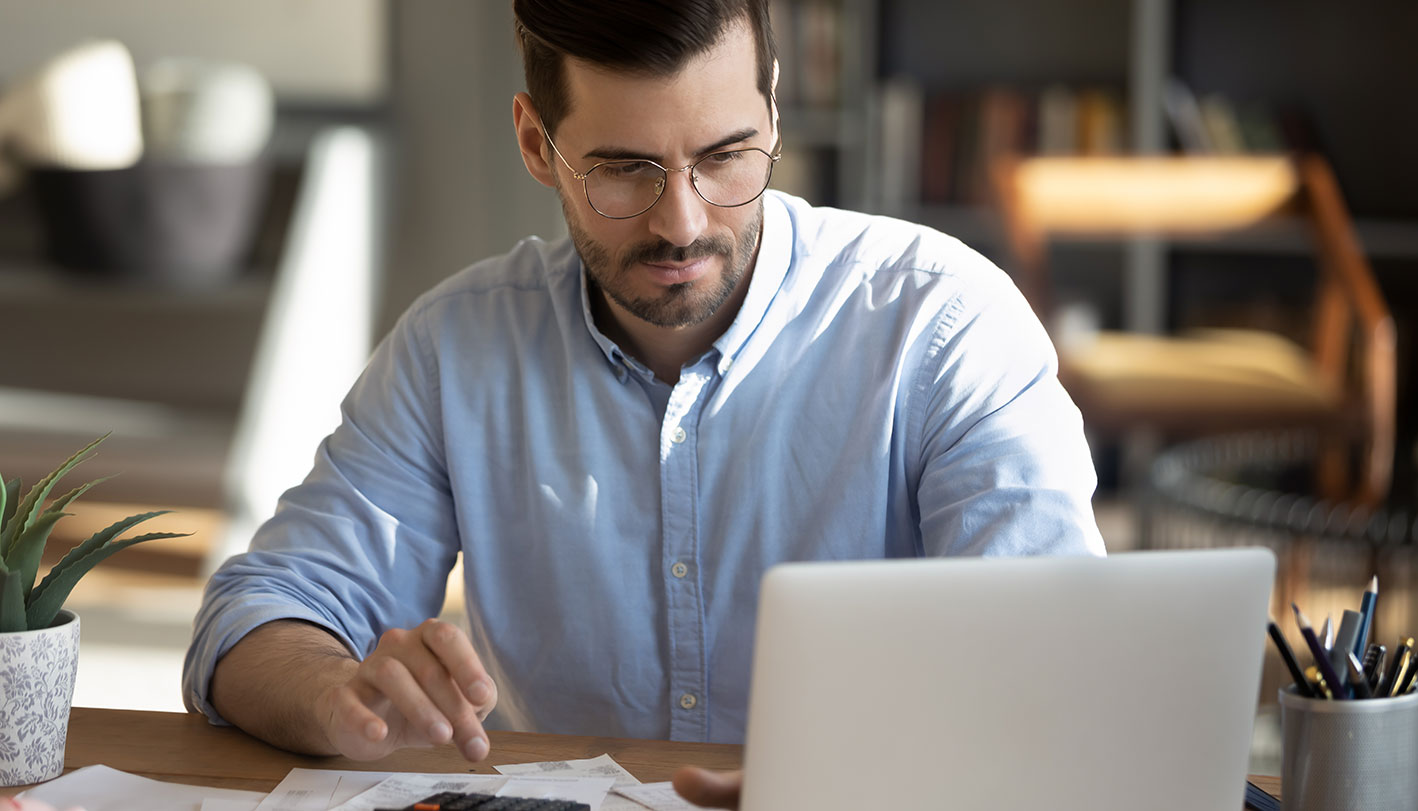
[1013,156,1298,233]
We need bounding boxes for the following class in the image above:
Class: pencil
[1385,638,1413,697]
[1320,614,1334,650]
[1268,620,1314,698]
[1397,640,1418,696]
[1354,575,1378,659]
[1294,604,1347,699]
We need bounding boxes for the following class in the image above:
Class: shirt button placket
[661,371,709,740]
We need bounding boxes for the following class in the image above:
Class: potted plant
[0,435,188,786]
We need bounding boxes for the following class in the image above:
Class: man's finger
[418,619,497,710]
[320,685,395,760]
[671,766,743,810]
[361,653,454,744]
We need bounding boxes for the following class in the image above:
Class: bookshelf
[768,0,877,208]
[865,0,1418,265]
[857,0,1418,499]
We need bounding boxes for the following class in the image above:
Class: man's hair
[513,0,777,138]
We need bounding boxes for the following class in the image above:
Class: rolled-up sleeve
[183,307,460,722]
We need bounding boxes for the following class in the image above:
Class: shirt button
[679,692,698,710]
[671,561,689,579]
[671,426,687,444]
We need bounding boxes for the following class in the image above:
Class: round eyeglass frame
[541,125,782,220]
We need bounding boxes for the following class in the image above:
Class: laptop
[739,548,1275,811]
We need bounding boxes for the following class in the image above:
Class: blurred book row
[769,0,844,109]
[874,78,1319,209]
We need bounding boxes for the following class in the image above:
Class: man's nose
[646,167,708,248]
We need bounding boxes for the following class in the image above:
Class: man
[183,0,1104,793]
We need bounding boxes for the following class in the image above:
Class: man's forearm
[210,619,360,755]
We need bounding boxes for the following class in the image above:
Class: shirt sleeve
[911,257,1107,559]
[183,307,460,723]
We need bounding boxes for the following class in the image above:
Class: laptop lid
[739,548,1275,811]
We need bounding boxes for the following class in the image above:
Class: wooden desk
[8,707,1283,805]
[3,707,742,797]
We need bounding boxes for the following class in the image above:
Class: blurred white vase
[0,40,143,195]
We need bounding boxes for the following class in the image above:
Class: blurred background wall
[0,2,1414,771]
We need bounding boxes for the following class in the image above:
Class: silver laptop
[740,548,1275,811]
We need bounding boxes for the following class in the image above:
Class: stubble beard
[561,192,764,329]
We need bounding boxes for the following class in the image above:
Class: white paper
[494,753,641,788]
[328,772,613,811]
[200,800,263,811]
[495,753,645,811]
[613,782,699,811]
[326,773,505,811]
[20,764,268,811]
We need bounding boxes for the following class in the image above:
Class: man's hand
[211,618,497,762]
[315,618,498,761]
[671,766,742,809]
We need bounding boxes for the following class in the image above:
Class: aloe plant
[0,434,190,633]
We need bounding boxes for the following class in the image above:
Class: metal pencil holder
[1278,685,1418,810]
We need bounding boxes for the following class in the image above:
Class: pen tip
[1370,575,1379,592]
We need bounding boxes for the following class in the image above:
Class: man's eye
[705,151,743,165]
[599,162,654,179]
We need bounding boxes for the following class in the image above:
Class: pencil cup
[1278,686,1418,811]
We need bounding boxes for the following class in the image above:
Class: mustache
[620,236,734,270]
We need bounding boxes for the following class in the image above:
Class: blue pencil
[1354,575,1379,659]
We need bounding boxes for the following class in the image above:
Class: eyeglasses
[542,126,781,219]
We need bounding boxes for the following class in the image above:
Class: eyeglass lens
[584,149,775,218]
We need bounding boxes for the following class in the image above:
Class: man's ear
[512,92,556,189]
[769,59,781,145]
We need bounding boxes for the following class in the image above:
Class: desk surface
[9,707,1283,804]
[4,707,742,797]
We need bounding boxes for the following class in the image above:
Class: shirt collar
[711,190,792,370]
[578,190,794,376]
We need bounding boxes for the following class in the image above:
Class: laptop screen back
[740,549,1274,811]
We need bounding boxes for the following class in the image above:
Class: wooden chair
[993,155,1396,505]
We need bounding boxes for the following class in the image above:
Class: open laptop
[739,548,1275,811]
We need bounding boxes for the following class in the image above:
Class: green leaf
[25,531,191,630]
[1,434,107,558]
[0,477,19,546]
[0,570,24,633]
[7,510,68,600]
[39,510,172,583]
[46,477,110,514]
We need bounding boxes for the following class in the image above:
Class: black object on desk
[376,791,591,811]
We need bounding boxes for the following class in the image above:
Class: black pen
[1294,604,1347,699]
[1346,652,1373,699]
[1268,620,1314,698]
[1363,643,1386,693]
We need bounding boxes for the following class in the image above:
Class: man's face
[546,23,773,329]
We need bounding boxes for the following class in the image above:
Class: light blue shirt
[185,191,1104,744]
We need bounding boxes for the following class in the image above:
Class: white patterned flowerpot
[0,610,80,786]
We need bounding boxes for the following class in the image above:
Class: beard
[561,194,764,329]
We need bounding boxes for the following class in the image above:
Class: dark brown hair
[513,0,777,138]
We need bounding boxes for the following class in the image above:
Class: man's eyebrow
[584,128,760,162]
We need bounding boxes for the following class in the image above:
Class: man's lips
[639,256,713,285]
